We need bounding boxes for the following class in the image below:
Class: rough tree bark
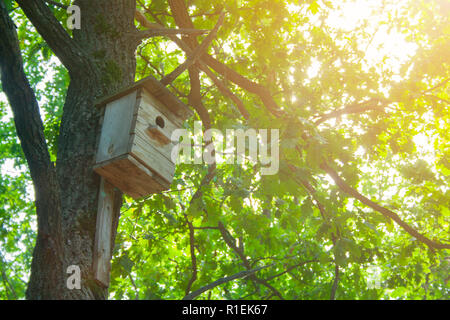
[51,0,137,300]
[1,0,138,299]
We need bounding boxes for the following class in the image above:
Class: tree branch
[16,0,88,76]
[321,162,450,250]
[0,0,59,232]
[183,264,274,300]
[330,264,340,300]
[218,221,285,299]
[199,65,250,120]
[424,94,450,105]
[0,1,64,298]
[136,7,251,119]
[140,0,449,266]
[135,27,209,40]
[422,78,449,94]
[185,216,198,296]
[315,78,448,125]
[298,177,341,300]
[183,163,215,297]
[160,12,225,86]
[264,260,318,282]
[315,98,389,125]
[0,254,17,299]
[166,0,282,116]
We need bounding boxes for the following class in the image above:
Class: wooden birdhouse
[94,76,193,199]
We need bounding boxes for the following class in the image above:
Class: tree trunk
[24,0,138,299]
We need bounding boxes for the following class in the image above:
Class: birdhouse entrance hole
[155,116,165,129]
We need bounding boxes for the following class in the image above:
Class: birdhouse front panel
[94,78,193,199]
[131,91,180,172]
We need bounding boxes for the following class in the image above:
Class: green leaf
[119,254,134,274]
[4,0,14,12]
[308,1,320,15]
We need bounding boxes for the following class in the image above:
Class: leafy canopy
[0,0,449,300]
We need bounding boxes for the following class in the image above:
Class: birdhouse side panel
[96,91,138,164]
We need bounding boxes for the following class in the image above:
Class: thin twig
[218,221,285,299]
[183,264,274,300]
[330,264,340,300]
[135,27,209,40]
[321,162,450,250]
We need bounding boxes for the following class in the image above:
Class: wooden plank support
[93,177,117,287]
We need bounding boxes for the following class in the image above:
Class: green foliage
[1,0,449,300]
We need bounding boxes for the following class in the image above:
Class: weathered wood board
[94,154,168,199]
[93,178,115,287]
[96,91,137,164]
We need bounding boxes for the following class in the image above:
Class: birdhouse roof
[96,75,193,121]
